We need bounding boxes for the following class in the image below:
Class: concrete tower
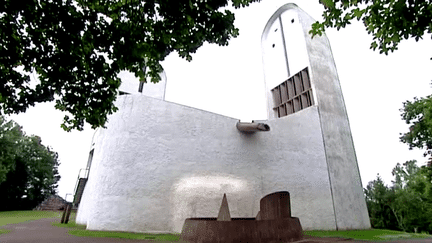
[75,3,370,234]
[261,3,371,230]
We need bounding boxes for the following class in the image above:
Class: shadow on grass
[304,228,432,241]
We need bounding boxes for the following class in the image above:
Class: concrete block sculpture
[180,191,302,243]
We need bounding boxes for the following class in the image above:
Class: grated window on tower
[271,67,314,118]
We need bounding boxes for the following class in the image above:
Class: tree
[364,174,398,230]
[311,0,432,55]
[364,161,432,233]
[1,0,259,131]
[400,95,432,158]
[0,116,24,183]
[390,160,432,233]
[0,116,60,210]
[391,161,421,232]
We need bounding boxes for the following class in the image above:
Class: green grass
[52,221,85,230]
[0,211,61,227]
[53,221,181,241]
[57,220,429,242]
[68,230,181,241]
[0,210,62,235]
[4,211,432,242]
[303,228,432,241]
[59,226,432,242]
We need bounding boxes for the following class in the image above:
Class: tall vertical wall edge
[261,3,371,230]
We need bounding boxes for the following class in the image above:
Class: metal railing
[72,168,89,207]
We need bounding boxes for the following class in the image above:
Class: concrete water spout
[236,121,270,132]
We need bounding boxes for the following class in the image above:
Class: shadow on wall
[170,175,259,232]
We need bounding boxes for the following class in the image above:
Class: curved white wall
[77,95,335,232]
[77,3,370,234]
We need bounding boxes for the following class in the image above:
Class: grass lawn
[0,210,61,226]
[3,211,432,241]
[52,221,181,241]
[56,220,432,242]
[304,228,432,241]
[0,210,62,235]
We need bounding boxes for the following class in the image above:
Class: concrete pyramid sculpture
[255,211,262,220]
[217,193,231,221]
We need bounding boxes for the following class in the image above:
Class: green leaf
[0,0,260,131]
[314,0,432,57]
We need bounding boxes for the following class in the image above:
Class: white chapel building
[76,3,371,233]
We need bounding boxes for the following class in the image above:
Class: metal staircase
[73,168,89,208]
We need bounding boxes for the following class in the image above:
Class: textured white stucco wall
[77,94,336,233]
[261,3,370,230]
[77,3,370,234]
[298,5,370,230]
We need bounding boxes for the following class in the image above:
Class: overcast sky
[7,0,432,201]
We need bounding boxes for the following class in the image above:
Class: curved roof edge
[261,3,299,42]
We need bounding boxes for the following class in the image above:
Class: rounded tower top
[261,3,312,119]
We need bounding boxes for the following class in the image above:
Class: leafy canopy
[365,161,432,233]
[311,0,432,54]
[0,115,23,182]
[364,174,398,230]
[1,0,259,131]
[400,95,432,158]
[0,115,60,210]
